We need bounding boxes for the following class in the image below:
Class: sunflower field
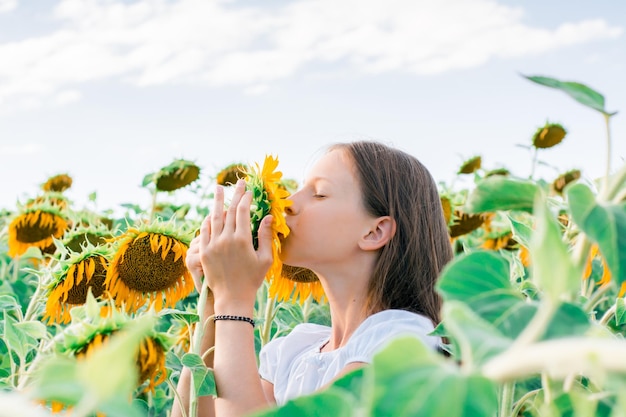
[0,74,625,417]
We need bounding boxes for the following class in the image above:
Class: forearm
[213,301,269,417]
[172,298,216,417]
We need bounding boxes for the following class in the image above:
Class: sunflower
[145,159,201,192]
[42,173,73,193]
[104,223,194,313]
[26,192,70,210]
[583,244,623,296]
[448,210,487,238]
[440,196,452,225]
[532,122,567,149]
[7,205,69,257]
[457,156,482,174]
[216,162,248,186]
[43,245,111,325]
[57,304,172,395]
[552,169,581,195]
[245,155,325,303]
[481,231,517,251]
[484,168,510,178]
[62,224,113,253]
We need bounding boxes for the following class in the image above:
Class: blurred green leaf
[465,177,539,213]
[371,337,498,417]
[437,251,523,324]
[0,295,20,311]
[523,74,616,116]
[567,183,626,286]
[250,390,354,417]
[443,301,512,365]
[531,198,581,302]
[508,215,533,248]
[616,299,626,326]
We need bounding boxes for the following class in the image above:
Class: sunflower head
[440,196,452,225]
[145,159,201,192]
[104,221,195,313]
[551,169,581,195]
[57,302,172,394]
[44,245,113,325]
[484,168,510,178]
[26,192,70,210]
[62,224,114,253]
[7,204,70,257]
[532,122,567,149]
[245,156,325,303]
[457,156,482,175]
[448,210,488,238]
[481,231,517,251]
[216,162,248,186]
[42,174,73,193]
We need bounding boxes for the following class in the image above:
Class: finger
[199,215,211,250]
[225,179,247,233]
[211,185,225,235]
[256,215,275,267]
[235,189,253,236]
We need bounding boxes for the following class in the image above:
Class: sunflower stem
[260,295,277,346]
[583,282,611,313]
[602,113,612,195]
[511,388,541,417]
[498,381,515,417]
[149,187,158,222]
[511,299,557,349]
[23,278,44,322]
[188,279,211,417]
[301,294,313,322]
[168,378,189,417]
[599,303,617,326]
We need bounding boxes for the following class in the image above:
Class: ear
[359,216,396,251]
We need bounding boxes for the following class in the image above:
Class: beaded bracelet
[214,315,255,327]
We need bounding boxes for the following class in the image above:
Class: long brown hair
[331,141,453,325]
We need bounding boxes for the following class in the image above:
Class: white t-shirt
[258,309,440,405]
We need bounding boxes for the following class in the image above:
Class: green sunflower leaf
[465,177,539,213]
[567,183,626,286]
[523,74,616,116]
[371,336,498,417]
[530,197,581,302]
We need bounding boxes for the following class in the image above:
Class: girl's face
[281,148,374,271]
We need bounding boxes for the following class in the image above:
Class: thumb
[256,215,275,264]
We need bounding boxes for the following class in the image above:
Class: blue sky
[0,0,624,215]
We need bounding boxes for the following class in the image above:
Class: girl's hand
[185,235,205,292]
[198,179,274,309]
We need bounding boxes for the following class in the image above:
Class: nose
[284,190,300,216]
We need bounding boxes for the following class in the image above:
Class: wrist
[213,298,255,317]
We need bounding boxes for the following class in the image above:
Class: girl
[173,141,453,417]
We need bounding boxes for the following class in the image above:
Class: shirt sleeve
[258,323,330,384]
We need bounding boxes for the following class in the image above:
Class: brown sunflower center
[65,233,111,252]
[15,212,63,243]
[282,264,319,283]
[117,234,186,292]
[156,166,200,191]
[65,256,108,304]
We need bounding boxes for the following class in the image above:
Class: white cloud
[54,89,82,105]
[0,0,16,14]
[0,0,622,110]
[0,143,43,155]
